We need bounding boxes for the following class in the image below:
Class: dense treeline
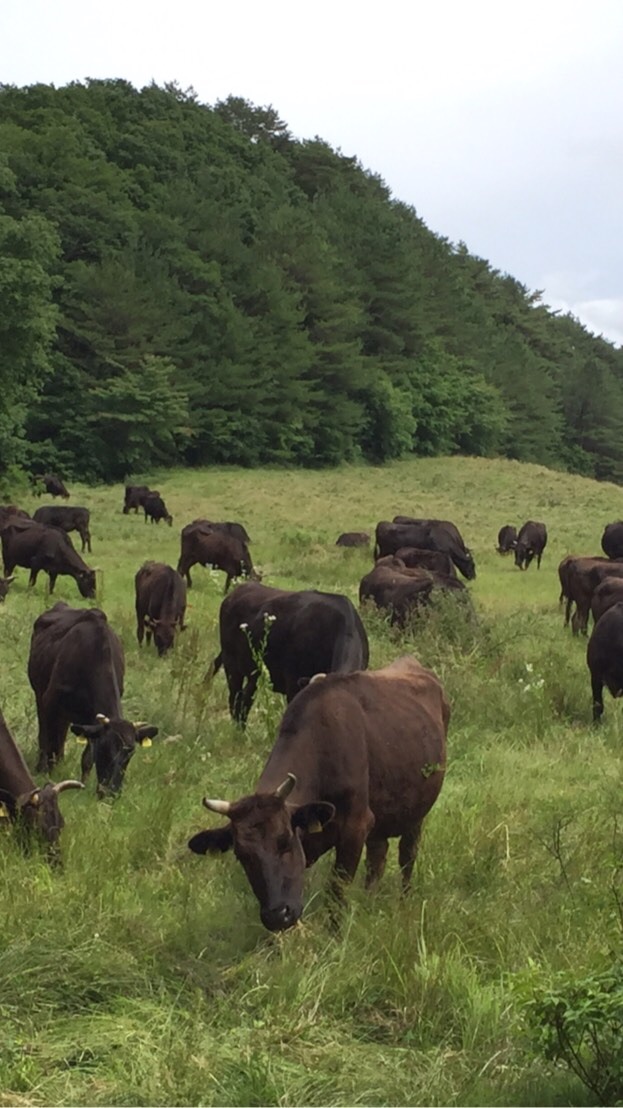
[1,79,622,484]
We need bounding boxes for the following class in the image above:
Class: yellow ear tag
[140,738,152,749]
[31,792,40,807]
[75,737,88,746]
[307,819,323,834]
[0,802,9,819]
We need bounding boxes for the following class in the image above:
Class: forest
[1,78,622,486]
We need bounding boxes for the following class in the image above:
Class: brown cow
[177,524,258,592]
[135,562,187,655]
[375,520,475,580]
[360,559,466,626]
[0,709,82,855]
[514,521,547,570]
[123,486,156,514]
[1,519,96,598]
[28,603,158,794]
[587,603,623,721]
[565,557,623,635]
[143,493,173,526]
[188,656,449,931]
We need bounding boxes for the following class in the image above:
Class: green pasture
[0,455,622,1106]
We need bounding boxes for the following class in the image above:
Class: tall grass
[0,455,621,1105]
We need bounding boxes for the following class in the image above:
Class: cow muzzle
[260,903,300,932]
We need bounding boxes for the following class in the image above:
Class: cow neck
[0,718,36,797]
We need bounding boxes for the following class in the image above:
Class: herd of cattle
[1,475,623,932]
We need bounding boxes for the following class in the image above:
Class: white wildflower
[239,622,248,630]
[525,662,533,674]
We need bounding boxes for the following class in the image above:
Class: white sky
[3,0,623,344]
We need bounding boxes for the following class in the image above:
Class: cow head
[456,550,476,581]
[144,613,184,656]
[70,715,159,796]
[76,568,97,598]
[514,542,533,570]
[166,514,173,527]
[188,773,335,931]
[0,575,15,602]
[0,780,83,849]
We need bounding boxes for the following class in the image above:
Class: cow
[564,557,623,635]
[177,524,258,592]
[188,656,449,931]
[135,562,187,656]
[587,603,623,722]
[0,505,30,530]
[1,519,96,599]
[33,506,92,553]
[27,603,158,794]
[0,575,15,602]
[497,525,518,554]
[601,522,623,560]
[375,520,476,580]
[392,547,457,578]
[209,582,369,724]
[591,577,623,625]
[37,474,70,499]
[514,521,547,570]
[144,493,172,526]
[336,532,370,548]
[359,558,466,627]
[123,486,156,515]
[0,709,83,855]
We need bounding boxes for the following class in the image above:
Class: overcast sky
[3,0,622,344]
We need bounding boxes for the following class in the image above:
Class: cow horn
[274,773,297,799]
[202,797,231,814]
[95,713,110,724]
[309,673,327,684]
[53,780,85,795]
[133,721,148,728]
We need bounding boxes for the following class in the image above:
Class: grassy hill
[0,456,622,1106]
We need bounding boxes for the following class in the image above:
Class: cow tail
[205,652,223,685]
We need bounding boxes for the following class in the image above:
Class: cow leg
[48,572,57,594]
[224,574,232,594]
[81,742,95,783]
[537,551,543,569]
[332,810,375,896]
[29,567,39,588]
[365,838,389,888]
[399,823,423,892]
[87,532,92,554]
[564,596,573,626]
[591,675,605,724]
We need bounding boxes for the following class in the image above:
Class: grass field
[1,454,622,1107]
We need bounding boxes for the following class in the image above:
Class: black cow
[123,486,156,514]
[360,559,466,626]
[336,532,370,548]
[37,474,70,499]
[144,493,172,526]
[209,582,369,724]
[587,602,623,721]
[0,708,83,854]
[601,522,623,560]
[33,506,92,553]
[497,525,518,554]
[177,524,258,592]
[28,603,158,794]
[188,656,449,931]
[514,521,547,570]
[135,562,187,655]
[375,520,476,580]
[1,520,96,598]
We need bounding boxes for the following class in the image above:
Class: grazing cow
[27,603,158,794]
[177,524,258,592]
[1,520,96,598]
[587,603,623,721]
[209,582,369,724]
[188,656,449,931]
[375,520,476,580]
[123,486,155,514]
[144,493,172,526]
[497,525,518,554]
[564,557,623,635]
[37,474,70,498]
[0,575,15,602]
[135,561,187,656]
[0,505,30,530]
[336,532,370,548]
[591,577,623,625]
[0,709,83,854]
[360,558,466,627]
[393,546,457,578]
[514,521,547,570]
[601,522,623,560]
[33,506,92,553]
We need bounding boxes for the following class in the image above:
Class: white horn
[275,773,297,799]
[53,780,85,795]
[309,673,327,684]
[202,797,231,814]
[95,713,110,724]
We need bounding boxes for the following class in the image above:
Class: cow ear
[136,725,159,747]
[188,826,233,855]
[70,723,100,741]
[291,802,335,834]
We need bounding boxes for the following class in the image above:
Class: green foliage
[518,962,623,1105]
[0,80,622,481]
